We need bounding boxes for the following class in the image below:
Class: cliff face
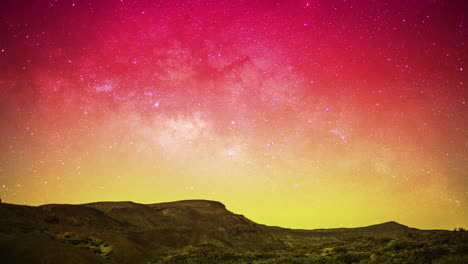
[0,200,449,264]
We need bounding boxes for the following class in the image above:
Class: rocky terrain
[0,200,466,263]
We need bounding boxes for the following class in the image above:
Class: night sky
[0,0,467,229]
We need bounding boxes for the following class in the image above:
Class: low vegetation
[152,231,467,264]
[1,201,466,263]
[59,232,113,258]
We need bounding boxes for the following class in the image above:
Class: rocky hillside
[0,200,460,264]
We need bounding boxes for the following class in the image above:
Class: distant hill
[0,200,463,264]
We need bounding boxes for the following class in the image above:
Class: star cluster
[0,0,467,229]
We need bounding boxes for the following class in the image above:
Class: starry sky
[0,0,467,230]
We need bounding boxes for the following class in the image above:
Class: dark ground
[0,200,466,264]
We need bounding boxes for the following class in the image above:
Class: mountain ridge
[0,199,460,264]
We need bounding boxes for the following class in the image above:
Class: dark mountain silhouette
[0,200,463,264]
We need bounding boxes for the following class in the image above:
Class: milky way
[0,0,467,229]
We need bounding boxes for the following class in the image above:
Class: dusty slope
[0,200,449,264]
